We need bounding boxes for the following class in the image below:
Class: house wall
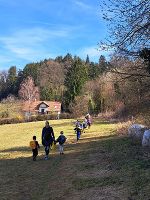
[39,103,48,113]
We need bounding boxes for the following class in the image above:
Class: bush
[0,112,72,125]
[69,96,89,118]
[0,111,9,118]
[59,113,71,119]
[0,117,24,125]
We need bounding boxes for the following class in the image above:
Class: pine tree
[64,58,88,108]
[85,54,90,65]
[23,62,40,85]
[88,62,99,79]
[7,66,18,95]
[98,55,108,74]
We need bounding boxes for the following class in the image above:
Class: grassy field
[0,119,150,200]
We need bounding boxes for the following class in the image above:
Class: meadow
[0,118,150,200]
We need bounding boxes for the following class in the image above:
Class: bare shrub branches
[100,0,150,56]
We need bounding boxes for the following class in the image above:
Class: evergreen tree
[98,55,108,74]
[63,53,73,62]
[88,62,99,79]
[85,54,90,65]
[40,86,54,101]
[0,71,8,100]
[63,53,73,73]
[7,66,17,84]
[55,56,63,63]
[7,66,17,95]
[15,70,24,96]
[23,62,40,85]
[64,58,88,108]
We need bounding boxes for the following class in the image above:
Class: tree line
[0,54,110,114]
[0,51,149,118]
[0,0,149,118]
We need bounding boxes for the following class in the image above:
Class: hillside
[0,119,150,200]
[0,100,22,119]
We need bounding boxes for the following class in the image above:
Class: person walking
[74,125,82,141]
[30,135,40,161]
[86,113,92,128]
[42,121,55,160]
[55,131,67,155]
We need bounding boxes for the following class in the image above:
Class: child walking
[74,125,82,141]
[30,136,40,161]
[56,131,67,155]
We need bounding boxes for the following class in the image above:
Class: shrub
[69,96,89,118]
[0,111,9,118]
[0,117,24,125]
[0,112,72,125]
[59,113,71,119]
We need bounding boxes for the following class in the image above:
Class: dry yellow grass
[0,118,150,200]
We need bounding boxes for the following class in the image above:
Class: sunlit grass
[0,118,117,159]
[0,118,149,200]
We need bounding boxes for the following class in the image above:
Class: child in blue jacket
[56,131,67,155]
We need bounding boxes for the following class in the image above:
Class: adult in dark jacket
[42,121,55,160]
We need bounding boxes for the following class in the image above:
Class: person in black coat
[42,121,55,160]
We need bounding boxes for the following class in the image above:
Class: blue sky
[0,0,110,70]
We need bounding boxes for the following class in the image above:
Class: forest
[0,52,149,122]
[0,0,149,124]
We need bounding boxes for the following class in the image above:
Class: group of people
[30,114,92,161]
[74,114,92,141]
[30,121,66,161]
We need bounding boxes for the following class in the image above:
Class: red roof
[22,101,61,112]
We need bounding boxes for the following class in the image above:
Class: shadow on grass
[0,134,150,200]
[0,146,31,153]
[0,134,118,154]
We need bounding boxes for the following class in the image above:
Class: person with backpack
[42,121,55,160]
[74,125,82,141]
[30,135,40,161]
[55,131,67,155]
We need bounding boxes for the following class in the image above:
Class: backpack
[59,135,66,144]
[30,141,36,149]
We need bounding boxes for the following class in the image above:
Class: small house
[22,100,61,115]
[37,102,49,114]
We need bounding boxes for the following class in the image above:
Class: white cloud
[74,0,93,10]
[0,27,72,61]
[78,46,113,61]
[73,0,100,17]
[81,46,100,57]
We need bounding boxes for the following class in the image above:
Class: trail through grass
[0,119,150,200]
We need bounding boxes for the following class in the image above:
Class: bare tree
[19,76,39,118]
[100,0,150,58]
[19,76,39,101]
